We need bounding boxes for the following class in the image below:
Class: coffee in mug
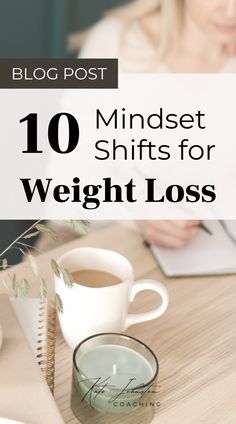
[71,269,122,288]
[55,247,169,349]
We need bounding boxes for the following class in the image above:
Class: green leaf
[28,254,38,276]
[23,231,40,239]
[55,293,63,313]
[36,224,58,241]
[51,259,61,278]
[61,268,74,288]
[39,278,47,300]
[2,258,8,270]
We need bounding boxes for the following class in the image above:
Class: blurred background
[0,0,129,263]
[0,0,129,58]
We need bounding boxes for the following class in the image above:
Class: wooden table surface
[1,223,236,424]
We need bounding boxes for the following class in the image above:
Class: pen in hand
[199,222,212,236]
[143,222,212,249]
[143,239,151,248]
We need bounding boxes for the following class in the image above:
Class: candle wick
[112,364,117,375]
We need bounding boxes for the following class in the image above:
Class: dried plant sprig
[0,220,88,311]
[61,268,74,288]
[36,224,58,241]
[63,220,90,235]
[1,259,8,270]
[0,219,41,260]
[55,293,64,314]
[16,279,30,298]
[28,254,39,276]
[51,259,61,278]
[9,272,31,298]
[39,278,47,300]
[51,258,74,289]
[23,230,40,239]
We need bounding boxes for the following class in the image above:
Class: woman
[70,0,236,248]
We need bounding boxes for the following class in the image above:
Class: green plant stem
[0,219,42,260]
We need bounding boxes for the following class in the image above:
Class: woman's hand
[137,220,200,249]
[225,40,236,56]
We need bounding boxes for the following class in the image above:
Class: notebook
[10,298,56,392]
[0,294,64,424]
[151,221,236,277]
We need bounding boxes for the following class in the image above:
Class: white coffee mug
[55,247,169,349]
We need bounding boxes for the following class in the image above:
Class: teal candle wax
[74,344,154,414]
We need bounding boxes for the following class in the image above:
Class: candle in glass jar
[74,344,154,413]
[71,334,159,424]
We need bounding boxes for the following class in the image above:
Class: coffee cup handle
[125,280,169,330]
